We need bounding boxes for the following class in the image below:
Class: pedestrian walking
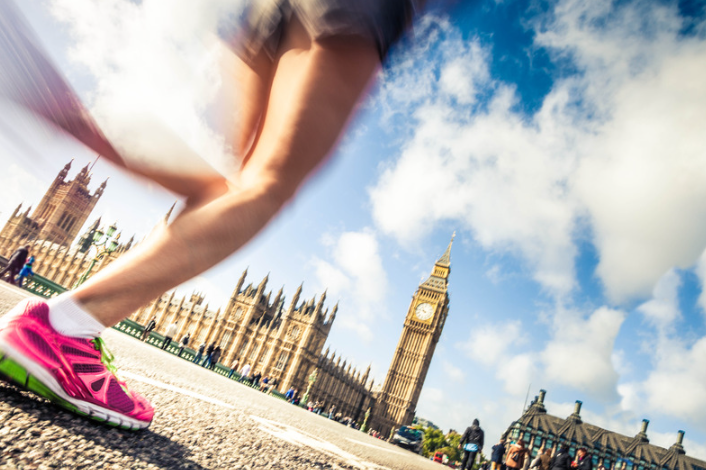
[0,245,29,285]
[328,405,336,419]
[572,449,592,470]
[267,377,278,395]
[0,0,436,429]
[506,440,529,470]
[550,445,572,470]
[285,387,295,401]
[531,448,552,470]
[459,419,484,470]
[15,256,35,288]
[201,342,216,367]
[491,439,506,470]
[239,363,252,383]
[228,359,240,379]
[193,343,206,364]
[177,332,190,357]
[161,322,179,350]
[209,346,221,370]
[141,317,156,341]
[252,371,261,387]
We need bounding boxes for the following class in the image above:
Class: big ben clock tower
[372,235,453,436]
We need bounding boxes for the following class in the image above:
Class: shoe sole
[0,339,150,431]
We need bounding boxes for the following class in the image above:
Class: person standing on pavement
[161,321,179,350]
[572,449,592,470]
[239,363,252,383]
[459,419,484,470]
[550,445,572,470]
[506,439,529,470]
[15,256,35,288]
[535,448,552,470]
[193,342,206,364]
[0,245,29,285]
[141,317,156,341]
[491,439,506,470]
[209,346,221,370]
[177,332,190,357]
[228,359,239,379]
[201,342,216,367]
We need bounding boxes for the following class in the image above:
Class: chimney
[669,430,686,455]
[573,400,582,415]
[539,390,546,404]
[641,419,649,434]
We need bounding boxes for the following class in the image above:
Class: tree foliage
[414,426,482,463]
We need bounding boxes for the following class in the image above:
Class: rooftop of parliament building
[507,390,705,470]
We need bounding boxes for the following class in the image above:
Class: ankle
[47,294,106,339]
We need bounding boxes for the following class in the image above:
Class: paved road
[0,285,443,469]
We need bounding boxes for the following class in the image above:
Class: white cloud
[617,272,706,432]
[49,0,243,177]
[541,307,626,400]
[458,321,522,367]
[636,269,681,329]
[442,360,465,383]
[312,229,388,342]
[695,247,706,315]
[370,2,706,304]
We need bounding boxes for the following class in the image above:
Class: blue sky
[2,0,706,459]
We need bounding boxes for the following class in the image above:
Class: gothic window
[238,344,247,357]
[220,331,232,349]
[249,345,259,361]
[289,325,300,340]
[258,348,269,364]
[57,212,68,228]
[234,307,243,321]
[196,329,207,343]
[275,352,289,370]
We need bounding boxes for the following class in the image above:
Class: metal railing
[1,269,291,402]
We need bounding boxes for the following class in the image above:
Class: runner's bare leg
[72,17,380,326]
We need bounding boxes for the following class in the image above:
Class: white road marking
[118,372,391,469]
[120,371,236,409]
[250,416,390,470]
[345,438,410,457]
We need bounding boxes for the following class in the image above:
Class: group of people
[461,421,594,470]
[139,317,288,394]
[0,245,35,288]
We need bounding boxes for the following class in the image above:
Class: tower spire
[436,232,455,267]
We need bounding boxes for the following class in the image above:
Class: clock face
[414,302,434,321]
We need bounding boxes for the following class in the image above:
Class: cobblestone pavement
[0,285,442,470]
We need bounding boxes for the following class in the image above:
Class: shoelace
[91,337,131,396]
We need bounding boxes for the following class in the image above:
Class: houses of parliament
[0,161,452,436]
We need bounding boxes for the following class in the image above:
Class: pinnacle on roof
[436,232,455,267]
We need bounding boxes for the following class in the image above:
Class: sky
[1,0,706,459]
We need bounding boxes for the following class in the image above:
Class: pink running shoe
[0,298,154,430]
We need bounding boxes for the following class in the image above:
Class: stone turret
[327,302,338,325]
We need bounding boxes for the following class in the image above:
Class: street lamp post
[302,368,318,405]
[73,222,120,289]
[361,407,371,433]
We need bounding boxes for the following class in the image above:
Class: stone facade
[507,390,706,470]
[130,269,378,413]
[0,161,130,287]
[2,160,453,430]
[0,160,106,248]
